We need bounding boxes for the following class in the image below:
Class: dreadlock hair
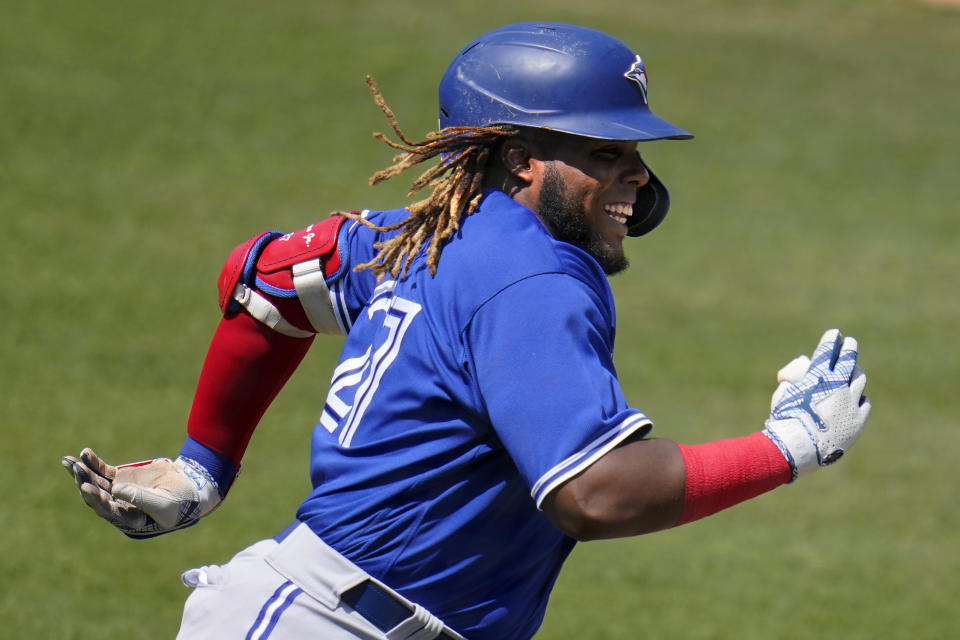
[338,76,517,280]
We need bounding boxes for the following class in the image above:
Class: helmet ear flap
[628,165,670,237]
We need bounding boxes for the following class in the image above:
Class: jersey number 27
[319,281,422,448]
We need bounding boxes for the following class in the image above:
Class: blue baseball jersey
[297,189,652,640]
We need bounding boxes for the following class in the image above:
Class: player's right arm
[541,329,872,540]
[61,213,387,538]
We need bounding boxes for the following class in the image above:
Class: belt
[340,580,459,640]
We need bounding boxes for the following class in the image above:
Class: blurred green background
[2,0,957,638]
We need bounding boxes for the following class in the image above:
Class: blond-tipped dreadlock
[338,76,517,280]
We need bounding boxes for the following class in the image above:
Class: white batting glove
[763,329,872,481]
[61,448,223,538]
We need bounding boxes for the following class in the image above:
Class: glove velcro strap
[763,419,820,480]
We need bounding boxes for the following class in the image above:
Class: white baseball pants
[176,522,464,640]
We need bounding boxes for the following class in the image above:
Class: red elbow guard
[216,216,349,336]
[218,231,279,315]
[675,432,792,526]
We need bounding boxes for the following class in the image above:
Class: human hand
[763,329,872,481]
[61,448,222,538]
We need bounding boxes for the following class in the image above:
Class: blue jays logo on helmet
[624,55,649,105]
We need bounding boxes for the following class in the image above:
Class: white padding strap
[292,259,344,335]
[232,284,314,339]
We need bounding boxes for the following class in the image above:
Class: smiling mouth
[603,203,633,225]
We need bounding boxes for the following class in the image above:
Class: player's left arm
[62,215,363,538]
[542,329,872,540]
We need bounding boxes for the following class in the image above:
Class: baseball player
[62,23,872,640]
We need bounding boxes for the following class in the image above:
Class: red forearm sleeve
[186,311,314,465]
[675,432,792,526]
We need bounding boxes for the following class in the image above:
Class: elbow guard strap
[231,283,314,339]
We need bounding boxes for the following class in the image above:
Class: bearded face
[536,165,630,275]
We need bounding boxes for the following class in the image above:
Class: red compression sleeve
[675,432,792,526]
[186,311,314,465]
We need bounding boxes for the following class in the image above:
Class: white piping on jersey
[333,209,377,334]
[531,412,653,508]
[330,278,351,333]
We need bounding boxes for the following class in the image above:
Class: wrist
[675,432,792,526]
[763,418,819,481]
[178,436,239,498]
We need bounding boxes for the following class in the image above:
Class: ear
[500,138,538,183]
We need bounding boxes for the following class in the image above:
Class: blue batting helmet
[439,22,692,236]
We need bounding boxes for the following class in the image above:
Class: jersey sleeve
[463,272,652,508]
[324,209,410,331]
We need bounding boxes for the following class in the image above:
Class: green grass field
[3,1,958,637]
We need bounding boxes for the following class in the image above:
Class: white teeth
[603,203,633,224]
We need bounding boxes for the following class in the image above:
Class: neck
[483,167,539,213]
